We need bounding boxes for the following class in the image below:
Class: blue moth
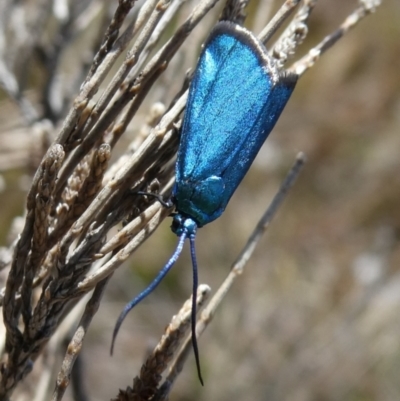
[112,21,297,384]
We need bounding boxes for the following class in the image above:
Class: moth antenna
[110,232,187,355]
[189,234,204,386]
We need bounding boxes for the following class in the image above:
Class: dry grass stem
[52,277,110,401]
[288,0,382,76]
[112,285,211,401]
[259,0,301,43]
[270,0,317,67]
[33,293,91,401]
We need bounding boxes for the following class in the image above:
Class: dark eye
[171,214,183,234]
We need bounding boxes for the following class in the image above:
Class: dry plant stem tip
[258,0,301,43]
[52,278,110,401]
[119,285,211,401]
[288,0,381,76]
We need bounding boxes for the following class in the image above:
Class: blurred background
[0,0,399,400]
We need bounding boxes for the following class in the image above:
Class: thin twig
[259,0,301,44]
[52,277,110,401]
[33,293,90,401]
[112,285,211,401]
[288,0,382,76]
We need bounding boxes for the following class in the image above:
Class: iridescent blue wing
[174,21,297,226]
